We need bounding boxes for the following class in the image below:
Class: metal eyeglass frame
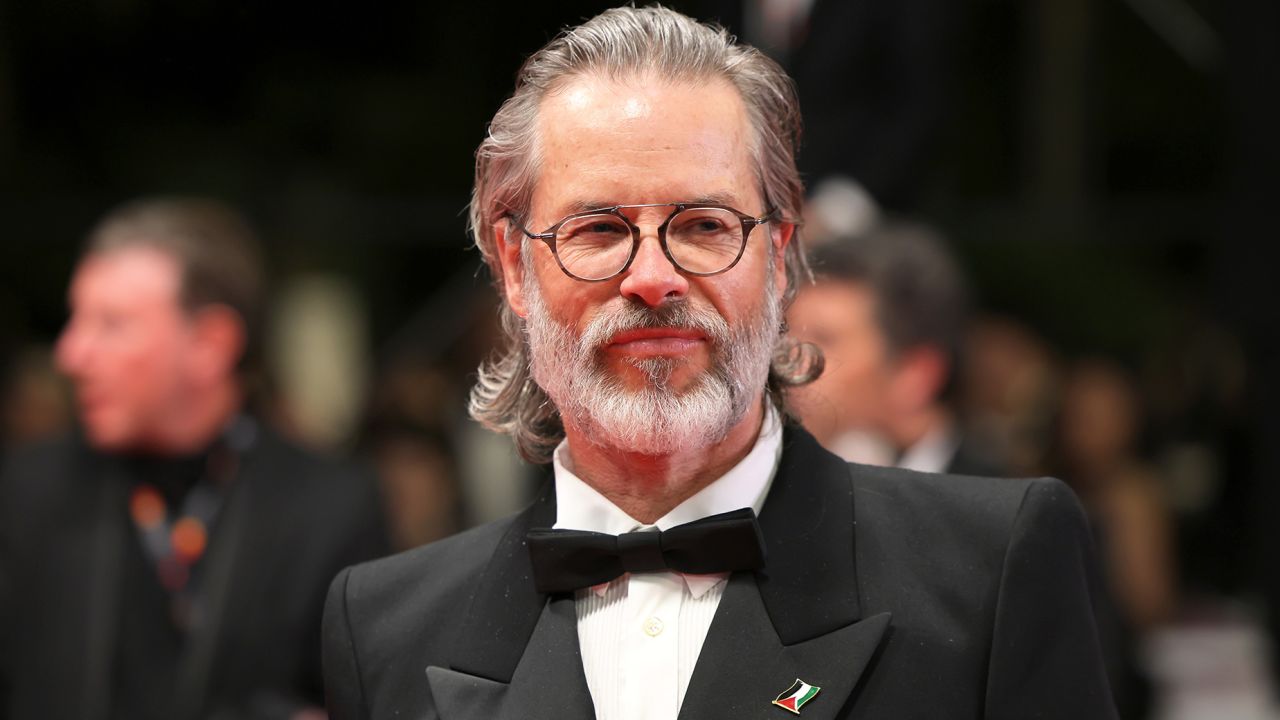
[508,202,777,282]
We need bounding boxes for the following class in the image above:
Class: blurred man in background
[0,197,388,720]
[788,223,1005,476]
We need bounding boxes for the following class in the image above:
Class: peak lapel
[678,573,890,720]
[755,425,863,642]
[678,425,891,719]
[428,595,595,720]
[428,484,595,720]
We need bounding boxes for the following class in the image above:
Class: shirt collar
[552,404,783,598]
[897,420,959,474]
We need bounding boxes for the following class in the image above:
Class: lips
[605,327,707,357]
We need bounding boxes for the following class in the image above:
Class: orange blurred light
[129,485,166,529]
[171,517,208,562]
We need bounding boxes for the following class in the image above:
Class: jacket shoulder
[1,432,87,486]
[0,433,96,529]
[330,515,517,648]
[849,464,1086,612]
[851,464,1072,535]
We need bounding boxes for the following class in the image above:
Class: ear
[892,346,949,412]
[188,305,246,383]
[771,221,795,298]
[495,219,529,318]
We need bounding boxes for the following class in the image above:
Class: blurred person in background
[1056,358,1177,719]
[361,418,460,551]
[788,223,1006,476]
[0,197,389,720]
[359,360,463,551]
[1058,359,1175,631]
[960,316,1061,477]
[1,345,72,450]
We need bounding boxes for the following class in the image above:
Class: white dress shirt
[551,408,783,720]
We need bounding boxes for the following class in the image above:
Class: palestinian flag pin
[772,678,821,714]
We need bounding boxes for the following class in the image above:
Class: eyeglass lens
[554,207,746,280]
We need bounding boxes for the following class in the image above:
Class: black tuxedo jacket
[0,425,389,720]
[323,425,1117,719]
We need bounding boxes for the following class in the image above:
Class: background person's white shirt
[551,407,783,720]
[896,422,960,475]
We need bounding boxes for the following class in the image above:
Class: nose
[618,232,688,307]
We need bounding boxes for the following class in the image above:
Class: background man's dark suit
[0,424,389,720]
[322,425,1117,719]
[945,437,1009,478]
[702,0,955,212]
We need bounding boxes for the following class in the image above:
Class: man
[322,7,1116,719]
[0,197,388,720]
[787,225,1007,476]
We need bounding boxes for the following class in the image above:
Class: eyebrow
[563,192,742,214]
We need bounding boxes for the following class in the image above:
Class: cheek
[529,262,597,331]
[822,344,885,398]
[701,257,773,324]
[120,332,189,397]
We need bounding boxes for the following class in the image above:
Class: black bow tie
[526,507,766,594]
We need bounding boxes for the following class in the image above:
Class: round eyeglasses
[509,203,776,282]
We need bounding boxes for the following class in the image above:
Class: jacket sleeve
[984,477,1120,719]
[323,566,371,720]
[0,463,15,720]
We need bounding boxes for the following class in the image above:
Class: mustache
[578,298,731,351]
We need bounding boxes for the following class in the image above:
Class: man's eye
[672,211,733,236]
[681,217,725,231]
[564,219,629,241]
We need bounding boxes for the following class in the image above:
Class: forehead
[795,279,878,322]
[71,244,183,309]
[531,73,758,217]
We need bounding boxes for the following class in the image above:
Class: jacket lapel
[679,425,891,719]
[679,573,890,720]
[428,594,594,720]
[82,459,129,720]
[172,465,253,720]
[428,483,595,720]
[173,421,266,720]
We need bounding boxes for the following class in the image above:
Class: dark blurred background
[1,1,1276,716]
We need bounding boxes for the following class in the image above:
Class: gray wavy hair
[467,5,822,463]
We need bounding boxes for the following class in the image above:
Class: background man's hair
[809,223,972,395]
[83,196,266,369]
[466,5,820,463]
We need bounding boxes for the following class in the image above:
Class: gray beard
[523,269,780,457]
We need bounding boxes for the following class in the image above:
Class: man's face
[499,74,792,453]
[55,246,198,452]
[786,279,895,444]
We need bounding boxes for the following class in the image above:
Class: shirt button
[643,616,665,637]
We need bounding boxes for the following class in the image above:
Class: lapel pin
[773,678,821,714]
